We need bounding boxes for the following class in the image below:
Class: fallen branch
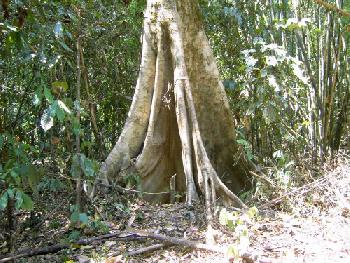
[0,244,70,263]
[0,229,220,262]
[94,181,170,196]
[1,229,259,262]
[109,243,171,258]
[129,230,261,262]
[129,229,225,254]
[0,231,142,263]
[126,243,169,256]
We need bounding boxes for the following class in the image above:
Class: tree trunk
[95,0,253,208]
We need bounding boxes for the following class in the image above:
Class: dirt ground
[1,158,349,263]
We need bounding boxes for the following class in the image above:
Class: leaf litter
[0,158,349,262]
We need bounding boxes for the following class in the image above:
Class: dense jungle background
[0,0,350,262]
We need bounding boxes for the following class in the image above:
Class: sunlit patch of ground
[248,158,350,262]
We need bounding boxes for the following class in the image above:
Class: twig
[94,181,170,196]
[249,171,276,188]
[258,174,329,209]
[126,243,169,256]
[128,230,225,254]
[48,172,170,196]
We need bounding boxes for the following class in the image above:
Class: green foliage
[69,205,109,234]
[0,188,34,211]
[271,150,295,189]
[237,138,254,161]
[0,191,8,210]
[123,173,141,189]
[70,205,89,225]
[0,133,43,211]
[88,219,109,234]
[219,207,258,256]
[201,0,349,167]
[71,153,99,178]
[68,230,81,242]
[37,178,66,192]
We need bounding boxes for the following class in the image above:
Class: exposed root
[168,7,247,212]
[93,0,251,215]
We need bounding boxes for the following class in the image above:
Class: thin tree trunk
[75,31,82,215]
[79,44,103,158]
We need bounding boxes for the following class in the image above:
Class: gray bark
[94,0,254,208]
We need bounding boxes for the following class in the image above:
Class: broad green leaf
[222,80,237,90]
[57,100,71,114]
[52,82,69,94]
[227,219,236,230]
[59,41,73,52]
[247,206,258,219]
[26,164,42,191]
[0,191,8,210]
[55,104,66,122]
[79,213,89,224]
[21,192,34,210]
[237,139,249,147]
[68,230,81,242]
[44,87,54,103]
[71,154,81,178]
[0,134,3,150]
[50,100,58,117]
[32,92,41,106]
[11,170,21,185]
[7,188,14,199]
[15,190,23,210]
[80,155,95,177]
[70,211,79,223]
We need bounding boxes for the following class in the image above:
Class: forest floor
[1,157,350,263]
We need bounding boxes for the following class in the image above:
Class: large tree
[94,0,254,210]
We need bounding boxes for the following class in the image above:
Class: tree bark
[95,0,253,208]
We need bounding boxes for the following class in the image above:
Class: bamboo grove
[204,0,350,164]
